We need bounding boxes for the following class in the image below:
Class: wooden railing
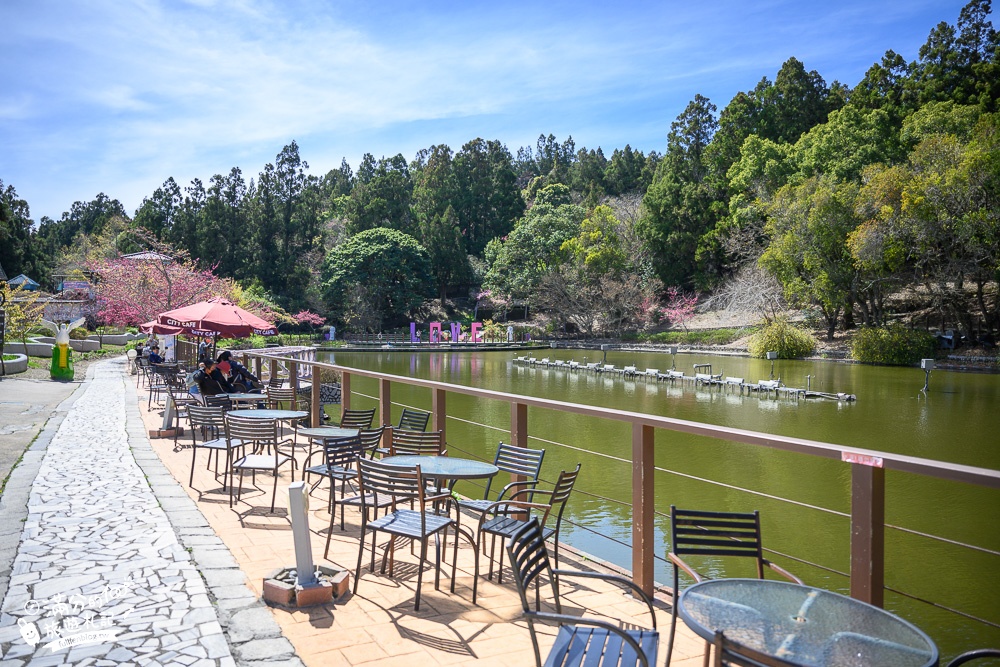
[241,348,1000,607]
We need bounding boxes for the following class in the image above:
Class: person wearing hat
[148,344,164,364]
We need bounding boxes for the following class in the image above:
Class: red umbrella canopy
[156,298,277,337]
[139,320,185,336]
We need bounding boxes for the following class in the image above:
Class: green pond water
[319,348,1000,659]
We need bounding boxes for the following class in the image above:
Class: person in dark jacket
[148,345,164,364]
[217,351,262,392]
[194,360,235,396]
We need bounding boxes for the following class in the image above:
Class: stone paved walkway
[0,360,299,666]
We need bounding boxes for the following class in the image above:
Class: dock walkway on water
[513,355,857,401]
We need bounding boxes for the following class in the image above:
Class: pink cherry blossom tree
[662,287,698,332]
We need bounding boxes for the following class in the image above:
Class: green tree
[453,138,524,256]
[641,94,722,287]
[761,175,860,340]
[909,0,999,108]
[0,181,46,283]
[482,184,584,307]
[321,228,433,329]
[344,154,414,235]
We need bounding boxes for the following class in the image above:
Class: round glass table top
[678,579,938,667]
[380,455,499,480]
[221,393,263,401]
[298,427,360,439]
[229,409,307,420]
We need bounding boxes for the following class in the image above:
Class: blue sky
[0,0,976,222]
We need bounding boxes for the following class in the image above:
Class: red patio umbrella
[156,298,277,338]
[139,320,186,336]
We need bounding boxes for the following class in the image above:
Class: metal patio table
[380,455,500,486]
[678,579,938,667]
[221,392,264,406]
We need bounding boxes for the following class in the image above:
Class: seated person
[148,345,164,364]
[217,351,262,392]
[193,360,236,396]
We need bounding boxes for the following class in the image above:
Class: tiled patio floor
[135,384,708,666]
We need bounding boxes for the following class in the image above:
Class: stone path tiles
[0,359,285,666]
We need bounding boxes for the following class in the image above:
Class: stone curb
[121,359,305,667]
[0,363,94,605]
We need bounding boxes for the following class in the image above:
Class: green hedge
[850,325,936,365]
[639,328,747,346]
[747,320,816,359]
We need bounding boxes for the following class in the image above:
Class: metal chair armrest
[494,479,540,501]
[551,569,658,629]
[667,553,704,584]
[510,487,553,502]
[764,560,804,585]
[480,499,550,518]
[303,451,324,469]
[523,610,654,667]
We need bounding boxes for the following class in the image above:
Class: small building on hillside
[8,274,40,291]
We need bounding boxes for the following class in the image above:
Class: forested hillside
[2,0,997,340]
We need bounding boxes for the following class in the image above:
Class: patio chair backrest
[713,629,798,667]
[506,518,556,611]
[397,408,430,432]
[482,442,545,500]
[356,458,423,508]
[323,435,364,469]
[268,377,285,388]
[550,463,581,509]
[670,506,765,574]
[340,408,376,429]
[188,405,226,445]
[225,414,278,445]
[358,426,386,453]
[203,394,232,412]
[390,429,444,456]
[267,387,296,408]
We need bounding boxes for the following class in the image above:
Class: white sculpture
[40,317,87,379]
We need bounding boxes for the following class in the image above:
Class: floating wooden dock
[512,356,856,402]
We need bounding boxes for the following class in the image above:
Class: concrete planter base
[0,354,29,375]
[263,566,348,607]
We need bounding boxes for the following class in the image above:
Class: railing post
[432,388,447,446]
[511,402,527,449]
[850,463,885,607]
[269,357,278,384]
[341,371,351,416]
[380,378,392,451]
[632,423,654,597]
[254,356,262,382]
[289,361,299,405]
[311,363,321,429]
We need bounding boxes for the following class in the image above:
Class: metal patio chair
[303,434,365,530]
[226,414,294,512]
[187,405,245,491]
[456,442,545,515]
[352,458,466,611]
[478,463,581,586]
[712,629,798,666]
[166,378,200,447]
[666,506,804,667]
[506,517,659,667]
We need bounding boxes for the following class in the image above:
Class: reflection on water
[323,348,1000,656]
